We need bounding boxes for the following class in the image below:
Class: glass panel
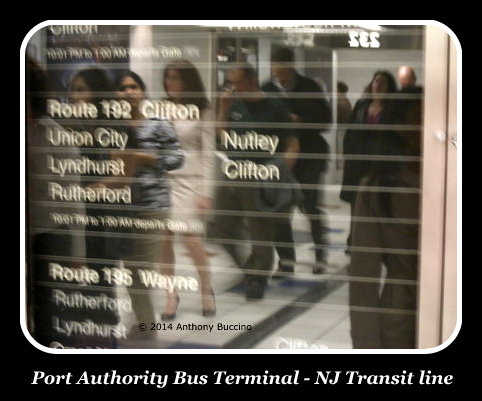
[24,23,430,350]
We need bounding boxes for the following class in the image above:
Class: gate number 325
[348,31,380,48]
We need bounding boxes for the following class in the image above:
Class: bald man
[397,66,417,90]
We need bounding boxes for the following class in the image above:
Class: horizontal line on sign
[29,227,420,255]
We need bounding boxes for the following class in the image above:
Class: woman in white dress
[160,60,217,319]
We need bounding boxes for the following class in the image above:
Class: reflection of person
[348,86,422,348]
[262,47,332,275]
[67,68,118,261]
[51,65,124,348]
[114,71,184,332]
[216,63,299,300]
[336,81,353,172]
[26,58,87,347]
[340,71,398,253]
[65,67,129,348]
[337,81,352,124]
[160,60,216,319]
[68,67,111,109]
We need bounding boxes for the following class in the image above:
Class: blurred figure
[337,81,352,124]
[26,58,88,347]
[68,67,111,107]
[67,67,128,348]
[55,66,123,347]
[348,86,422,348]
[160,60,216,319]
[340,71,398,254]
[336,81,353,174]
[396,86,423,158]
[114,71,184,334]
[67,67,117,261]
[397,65,417,90]
[262,47,332,276]
[216,63,299,300]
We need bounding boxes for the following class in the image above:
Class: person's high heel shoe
[202,289,216,317]
[161,292,179,321]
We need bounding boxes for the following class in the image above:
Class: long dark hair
[163,60,209,110]
[113,70,146,93]
[69,67,111,119]
[363,70,397,103]
[69,67,111,100]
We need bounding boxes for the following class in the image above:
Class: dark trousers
[348,178,419,349]
[29,231,119,348]
[29,232,71,348]
[214,185,278,284]
[275,158,328,264]
[275,216,296,267]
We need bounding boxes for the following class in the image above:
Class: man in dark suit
[262,47,332,276]
[216,63,300,300]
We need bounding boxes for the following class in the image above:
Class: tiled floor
[254,284,352,350]
[116,187,354,350]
